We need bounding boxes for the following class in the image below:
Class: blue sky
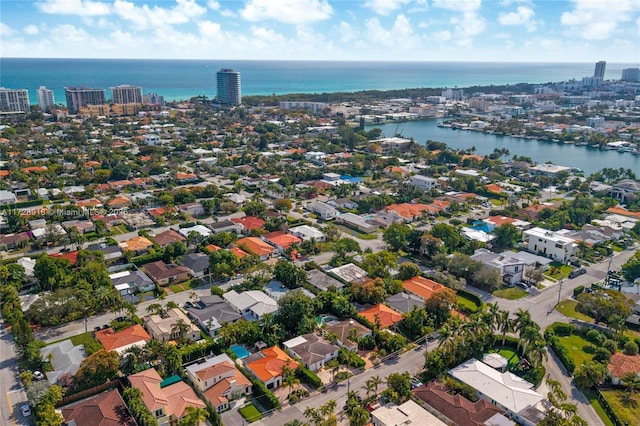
[1,0,638,61]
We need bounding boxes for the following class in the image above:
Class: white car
[33,371,45,381]
[20,405,31,417]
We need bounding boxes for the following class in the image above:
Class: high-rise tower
[216,69,241,105]
[65,87,106,114]
[594,61,606,79]
[110,85,143,104]
[0,88,30,113]
[37,86,55,112]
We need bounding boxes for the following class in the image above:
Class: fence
[593,386,626,426]
[57,378,124,407]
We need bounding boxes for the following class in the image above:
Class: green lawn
[556,300,593,322]
[546,263,574,280]
[498,348,521,367]
[110,224,128,235]
[168,280,199,293]
[457,294,481,313]
[600,388,640,426]
[334,225,379,240]
[553,334,595,367]
[493,287,528,300]
[70,332,97,347]
[239,404,263,423]
[583,388,615,426]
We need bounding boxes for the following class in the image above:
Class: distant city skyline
[1,0,638,62]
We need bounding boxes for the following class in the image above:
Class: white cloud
[207,0,220,10]
[37,0,110,16]
[50,24,93,44]
[24,25,40,35]
[432,0,485,45]
[432,0,481,13]
[0,23,15,36]
[364,14,418,48]
[498,6,537,32]
[560,0,640,40]
[433,30,451,41]
[112,0,207,30]
[337,21,359,43]
[363,0,411,16]
[240,0,333,24]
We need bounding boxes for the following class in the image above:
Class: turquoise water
[1,58,634,104]
[472,221,495,233]
[230,344,250,359]
[368,120,640,176]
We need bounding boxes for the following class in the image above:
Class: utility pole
[557,279,563,306]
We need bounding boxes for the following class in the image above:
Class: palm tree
[528,340,548,368]
[621,372,640,395]
[484,302,500,332]
[282,366,300,398]
[320,400,337,426]
[363,380,375,398]
[497,310,512,346]
[284,420,307,426]
[608,314,626,341]
[437,324,452,357]
[171,319,190,343]
[178,406,208,426]
[146,303,164,316]
[369,375,382,396]
[303,407,322,426]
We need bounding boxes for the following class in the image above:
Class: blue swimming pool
[471,221,495,233]
[230,344,250,359]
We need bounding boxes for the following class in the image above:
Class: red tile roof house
[243,346,300,390]
[359,304,403,329]
[60,388,136,426]
[262,231,302,253]
[607,353,640,385]
[235,237,276,261]
[94,324,151,355]
[231,216,266,233]
[128,368,206,425]
[143,260,191,286]
[151,229,186,247]
[413,380,507,426]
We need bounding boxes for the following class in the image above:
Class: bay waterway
[367,119,640,176]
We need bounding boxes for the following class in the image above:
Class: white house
[223,290,278,321]
[471,249,526,285]
[448,358,546,426]
[410,175,438,191]
[522,227,577,263]
[288,225,325,242]
[0,190,17,205]
[306,201,338,220]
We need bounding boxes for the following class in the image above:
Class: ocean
[0,58,634,105]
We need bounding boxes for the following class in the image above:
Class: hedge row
[239,366,280,411]
[456,289,483,308]
[296,366,322,389]
[0,199,44,210]
[547,336,576,373]
[338,348,365,369]
[132,251,165,266]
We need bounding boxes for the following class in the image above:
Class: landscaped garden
[599,388,640,426]
[546,262,574,280]
[556,299,593,322]
[238,403,263,423]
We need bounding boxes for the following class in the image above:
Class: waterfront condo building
[0,88,30,113]
[65,86,106,114]
[594,60,606,79]
[143,92,165,107]
[110,85,142,104]
[216,68,241,105]
[621,68,640,83]
[37,86,55,112]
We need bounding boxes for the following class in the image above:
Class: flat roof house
[522,227,577,263]
[306,269,344,292]
[143,307,201,343]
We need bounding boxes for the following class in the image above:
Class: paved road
[0,321,32,426]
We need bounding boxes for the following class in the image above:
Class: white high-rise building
[594,61,606,79]
[37,86,55,112]
[110,85,143,104]
[0,88,30,113]
[216,69,242,105]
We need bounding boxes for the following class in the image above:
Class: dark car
[569,268,587,278]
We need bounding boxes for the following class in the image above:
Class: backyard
[551,333,595,367]
[238,403,263,423]
[545,262,574,280]
[600,388,640,426]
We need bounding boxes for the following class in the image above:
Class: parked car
[569,268,587,278]
[20,405,31,417]
[33,371,45,381]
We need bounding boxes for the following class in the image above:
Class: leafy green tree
[34,255,72,291]
[275,289,317,336]
[383,223,411,251]
[576,289,634,323]
[382,372,412,404]
[274,261,308,289]
[431,223,464,252]
[209,249,240,280]
[361,251,398,279]
[74,349,119,390]
[574,361,607,388]
[397,262,420,280]
[493,223,521,249]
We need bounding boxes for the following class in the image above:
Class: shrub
[456,289,483,308]
[548,336,575,373]
[603,339,617,354]
[547,322,574,337]
[337,348,366,369]
[296,367,322,389]
[239,366,280,411]
[593,347,612,363]
[586,330,606,346]
[623,341,639,356]
[573,285,585,297]
[358,335,376,351]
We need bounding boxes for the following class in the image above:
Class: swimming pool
[230,344,250,359]
[471,220,495,233]
[316,314,338,325]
